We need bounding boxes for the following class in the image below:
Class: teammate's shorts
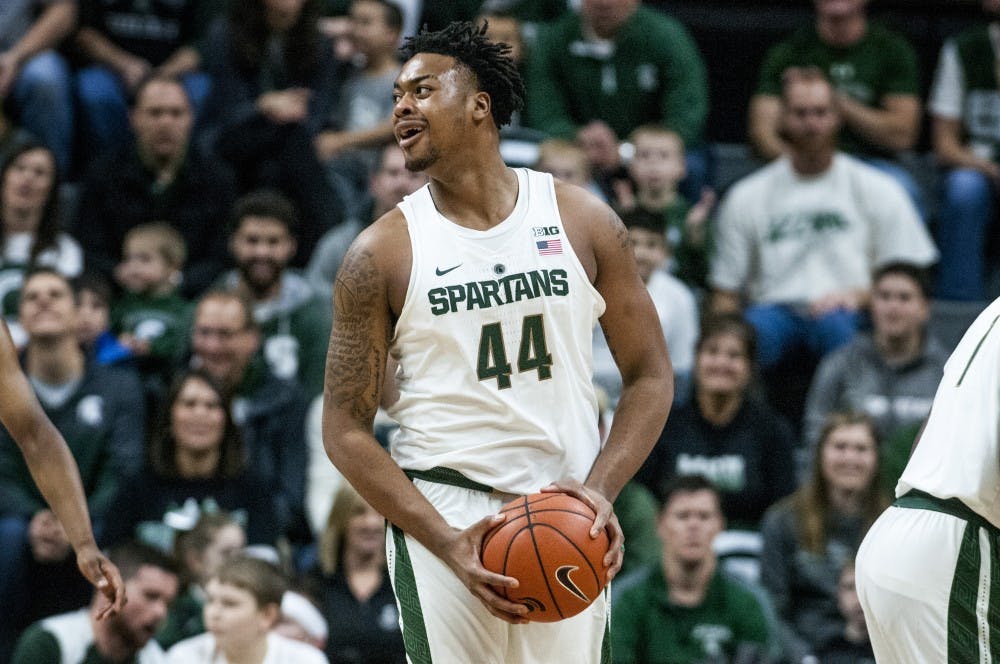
[386,467,610,664]
[855,490,1000,664]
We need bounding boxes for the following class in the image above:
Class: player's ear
[471,91,491,122]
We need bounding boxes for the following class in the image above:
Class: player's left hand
[76,544,126,620]
[540,480,624,583]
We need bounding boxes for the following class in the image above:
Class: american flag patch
[536,239,563,255]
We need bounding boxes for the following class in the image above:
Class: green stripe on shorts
[989,530,1000,660]
[391,524,433,664]
[601,603,611,664]
[948,522,982,663]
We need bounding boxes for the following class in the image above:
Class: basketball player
[0,318,125,617]
[322,21,673,664]
[855,296,1000,662]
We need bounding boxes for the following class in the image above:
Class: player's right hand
[77,546,127,620]
[440,513,530,625]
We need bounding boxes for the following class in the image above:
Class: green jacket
[218,270,331,396]
[756,23,919,157]
[526,6,708,145]
[612,565,771,664]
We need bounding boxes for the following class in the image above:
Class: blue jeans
[745,303,861,369]
[76,66,211,155]
[935,168,994,301]
[10,51,74,174]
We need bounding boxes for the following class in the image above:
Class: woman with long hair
[0,141,81,343]
[760,412,890,663]
[99,369,279,551]
[312,483,405,664]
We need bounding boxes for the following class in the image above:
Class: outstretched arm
[0,322,124,617]
[322,220,527,623]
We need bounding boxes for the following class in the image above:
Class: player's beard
[404,144,441,173]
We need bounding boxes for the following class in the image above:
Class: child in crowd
[112,222,191,386]
[167,556,327,663]
[593,207,699,406]
[625,125,715,289]
[534,138,604,199]
[75,272,132,366]
[158,512,247,649]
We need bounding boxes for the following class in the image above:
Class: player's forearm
[586,372,672,502]
[324,426,454,553]
[20,424,98,551]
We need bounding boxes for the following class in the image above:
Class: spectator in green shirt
[748,0,923,212]
[612,474,772,664]
[526,0,709,199]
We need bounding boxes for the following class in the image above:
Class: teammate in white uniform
[322,22,673,663]
[855,296,1000,662]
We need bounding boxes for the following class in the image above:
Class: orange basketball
[481,492,609,622]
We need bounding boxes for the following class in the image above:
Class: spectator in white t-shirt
[709,67,937,370]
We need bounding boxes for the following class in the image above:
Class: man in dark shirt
[75,76,235,297]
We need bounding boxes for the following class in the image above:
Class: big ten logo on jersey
[532,226,560,237]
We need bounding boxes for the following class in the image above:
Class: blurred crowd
[0,0,995,662]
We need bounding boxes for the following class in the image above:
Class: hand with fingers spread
[76,544,127,619]
[541,480,625,584]
[438,513,530,625]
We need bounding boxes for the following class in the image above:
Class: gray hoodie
[803,332,948,449]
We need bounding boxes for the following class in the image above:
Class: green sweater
[757,23,919,157]
[612,565,771,664]
[111,290,192,365]
[526,6,708,145]
[0,361,146,520]
[218,271,331,396]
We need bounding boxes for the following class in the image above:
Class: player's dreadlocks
[400,21,525,129]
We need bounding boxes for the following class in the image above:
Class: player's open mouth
[396,122,425,148]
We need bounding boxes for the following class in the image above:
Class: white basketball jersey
[388,168,606,495]
[897,296,1000,527]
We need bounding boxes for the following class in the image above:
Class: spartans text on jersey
[428,269,569,316]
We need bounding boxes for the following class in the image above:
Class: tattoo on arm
[325,245,390,424]
[609,209,629,251]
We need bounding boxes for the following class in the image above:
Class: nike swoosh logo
[555,565,590,602]
[435,264,462,276]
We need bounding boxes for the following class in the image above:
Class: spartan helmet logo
[555,565,590,602]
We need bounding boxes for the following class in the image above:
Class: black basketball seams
[523,498,565,619]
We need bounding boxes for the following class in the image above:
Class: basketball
[481,492,609,622]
